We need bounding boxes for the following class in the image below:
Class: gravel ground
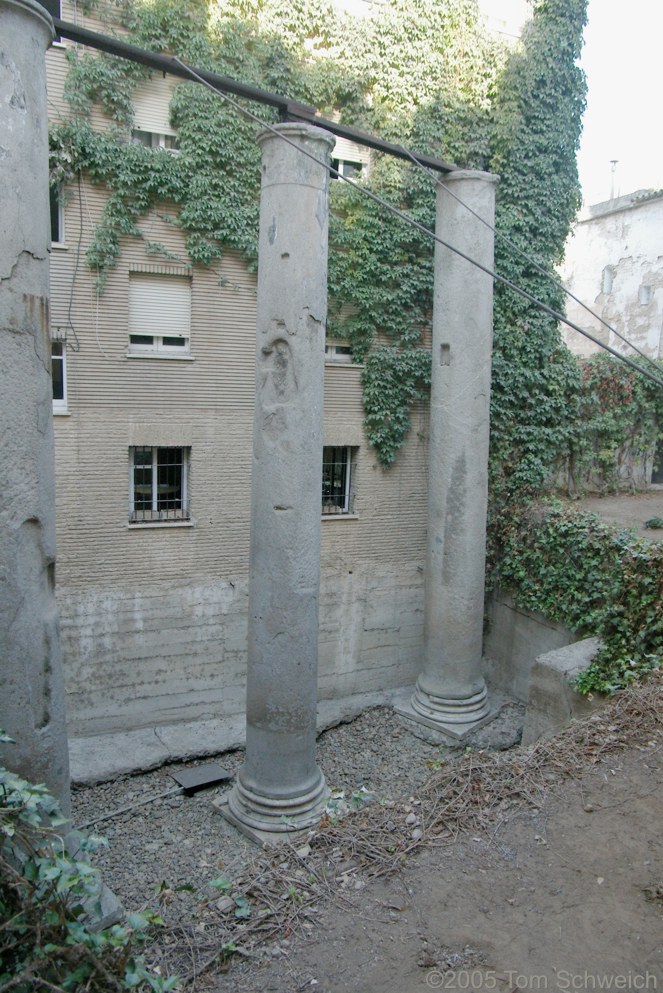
[70,703,524,921]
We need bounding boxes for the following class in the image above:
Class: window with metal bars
[322,446,355,515]
[129,446,190,523]
[51,341,67,413]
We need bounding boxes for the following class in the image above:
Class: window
[331,158,363,181]
[601,266,614,294]
[131,130,180,154]
[325,342,353,364]
[128,273,191,355]
[132,75,178,153]
[639,285,652,306]
[51,340,67,413]
[129,447,190,523]
[322,446,354,515]
[49,185,64,245]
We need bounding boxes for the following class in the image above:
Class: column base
[395,682,497,740]
[213,771,329,847]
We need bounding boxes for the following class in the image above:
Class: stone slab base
[394,697,503,743]
[521,637,605,745]
[212,795,315,848]
[69,688,405,784]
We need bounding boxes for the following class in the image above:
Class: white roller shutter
[133,74,177,135]
[129,274,191,341]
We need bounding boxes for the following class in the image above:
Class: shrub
[0,735,177,992]
[493,501,663,694]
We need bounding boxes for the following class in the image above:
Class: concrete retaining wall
[58,562,424,739]
[483,589,580,702]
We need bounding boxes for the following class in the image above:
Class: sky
[576,0,663,206]
[480,0,663,206]
[337,0,663,209]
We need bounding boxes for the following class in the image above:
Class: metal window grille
[51,342,66,405]
[322,446,353,514]
[130,446,190,523]
[49,186,63,244]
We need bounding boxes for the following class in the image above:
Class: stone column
[400,170,499,738]
[0,1,71,813]
[221,124,333,842]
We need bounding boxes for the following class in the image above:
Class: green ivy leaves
[494,502,663,694]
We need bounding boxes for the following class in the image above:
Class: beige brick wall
[47,17,430,738]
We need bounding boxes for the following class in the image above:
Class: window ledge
[321,513,359,521]
[52,40,67,49]
[126,352,195,361]
[52,408,70,416]
[50,242,68,251]
[128,520,195,530]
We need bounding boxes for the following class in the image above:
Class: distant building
[561,189,663,361]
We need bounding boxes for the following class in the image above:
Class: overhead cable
[173,58,663,393]
[397,144,663,378]
[50,18,663,391]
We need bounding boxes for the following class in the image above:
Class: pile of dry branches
[151,673,663,987]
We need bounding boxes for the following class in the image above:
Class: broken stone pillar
[220,123,333,842]
[0,0,70,815]
[399,170,499,738]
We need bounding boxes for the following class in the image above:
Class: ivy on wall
[564,354,663,493]
[495,502,663,694]
[50,0,663,691]
[488,0,588,501]
[49,0,500,468]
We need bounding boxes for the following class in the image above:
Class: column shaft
[0,1,70,812]
[223,123,333,841]
[410,170,498,734]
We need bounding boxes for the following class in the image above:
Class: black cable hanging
[52,17,663,392]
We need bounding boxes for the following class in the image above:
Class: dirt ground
[201,688,663,993]
[574,491,663,540]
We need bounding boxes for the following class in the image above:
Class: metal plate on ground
[170,763,233,795]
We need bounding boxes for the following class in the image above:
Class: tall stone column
[221,124,333,842]
[400,170,499,738]
[0,1,71,813]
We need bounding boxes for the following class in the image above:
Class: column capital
[257,121,336,151]
[443,168,500,186]
[1,0,55,42]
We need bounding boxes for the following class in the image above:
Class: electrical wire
[397,142,663,379]
[173,57,663,392]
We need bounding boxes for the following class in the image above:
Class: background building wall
[46,24,429,741]
[561,190,663,360]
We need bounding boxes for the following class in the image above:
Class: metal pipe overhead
[52,18,457,175]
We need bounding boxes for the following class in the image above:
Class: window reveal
[322,446,354,514]
[129,446,190,523]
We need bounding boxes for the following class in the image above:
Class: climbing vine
[495,502,663,694]
[563,354,663,493]
[50,0,505,465]
[50,0,600,483]
[488,0,588,501]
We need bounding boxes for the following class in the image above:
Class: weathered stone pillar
[400,170,499,737]
[0,1,70,813]
[221,124,333,842]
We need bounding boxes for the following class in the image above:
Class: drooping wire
[397,142,663,379]
[173,58,663,392]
